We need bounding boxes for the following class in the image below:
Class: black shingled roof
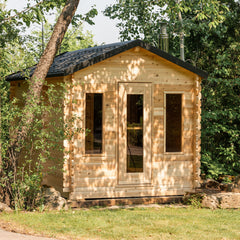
[6,39,208,81]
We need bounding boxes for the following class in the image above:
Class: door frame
[118,82,152,185]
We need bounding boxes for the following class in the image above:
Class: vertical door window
[127,94,143,172]
[166,94,182,152]
[85,93,103,154]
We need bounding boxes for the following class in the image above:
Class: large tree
[0,0,81,206]
[12,0,80,157]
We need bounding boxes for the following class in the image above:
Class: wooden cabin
[6,40,208,203]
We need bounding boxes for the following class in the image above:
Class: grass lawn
[0,206,239,240]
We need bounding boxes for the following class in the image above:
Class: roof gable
[6,40,208,81]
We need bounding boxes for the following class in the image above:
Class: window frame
[164,92,184,154]
[84,92,105,156]
[118,82,152,185]
[126,94,144,173]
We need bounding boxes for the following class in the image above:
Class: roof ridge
[6,39,208,81]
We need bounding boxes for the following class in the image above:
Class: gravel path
[0,229,57,240]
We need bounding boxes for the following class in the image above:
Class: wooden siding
[9,47,201,200]
[10,77,66,195]
[63,47,201,200]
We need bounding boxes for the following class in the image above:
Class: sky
[6,0,120,44]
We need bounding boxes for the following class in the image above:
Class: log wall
[62,47,202,200]
[9,46,202,200]
[10,77,66,195]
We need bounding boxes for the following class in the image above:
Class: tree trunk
[2,0,80,205]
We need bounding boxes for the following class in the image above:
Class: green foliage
[0,0,65,48]
[72,5,98,26]
[183,193,205,208]
[26,21,95,62]
[221,176,233,184]
[0,0,97,58]
[185,0,240,72]
[198,1,240,178]
[201,77,240,178]
[0,1,21,48]
[0,80,82,210]
[12,170,43,211]
[104,0,228,57]
[0,0,97,208]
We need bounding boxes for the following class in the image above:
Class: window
[127,94,143,172]
[85,93,103,154]
[166,94,182,152]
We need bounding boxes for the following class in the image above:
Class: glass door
[118,83,152,185]
[127,94,143,173]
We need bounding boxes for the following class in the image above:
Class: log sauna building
[7,40,208,204]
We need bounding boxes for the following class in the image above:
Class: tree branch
[0,0,45,23]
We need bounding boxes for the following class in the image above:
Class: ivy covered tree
[0,0,97,208]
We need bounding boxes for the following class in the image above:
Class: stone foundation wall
[195,177,240,209]
[202,193,240,209]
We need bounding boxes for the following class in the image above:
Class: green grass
[0,207,240,240]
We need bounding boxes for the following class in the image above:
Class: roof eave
[6,39,208,81]
[63,39,208,79]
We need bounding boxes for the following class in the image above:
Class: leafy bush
[0,80,81,210]
[183,193,205,208]
[201,77,240,179]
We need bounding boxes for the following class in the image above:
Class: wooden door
[118,83,152,185]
